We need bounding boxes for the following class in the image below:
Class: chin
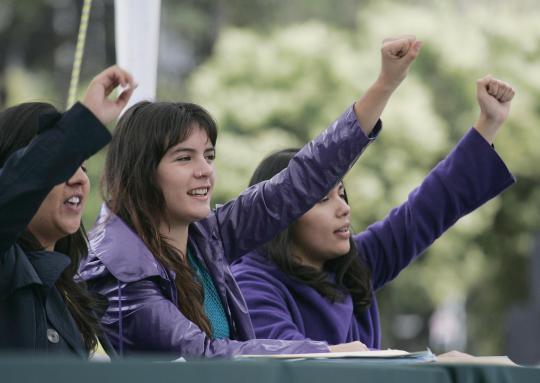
[59,221,82,235]
[62,226,81,236]
[336,246,351,257]
[191,208,211,221]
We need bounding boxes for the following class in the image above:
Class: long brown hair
[103,101,218,336]
[249,148,372,317]
[0,102,103,352]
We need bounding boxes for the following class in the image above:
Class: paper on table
[237,349,413,359]
[435,355,516,366]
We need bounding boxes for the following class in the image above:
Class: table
[1,356,538,383]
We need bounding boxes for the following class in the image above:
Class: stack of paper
[237,349,436,363]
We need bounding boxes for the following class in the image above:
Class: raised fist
[474,75,515,144]
[378,35,422,90]
[82,65,137,125]
[476,75,515,124]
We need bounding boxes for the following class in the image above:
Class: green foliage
[186,1,540,354]
[3,0,539,356]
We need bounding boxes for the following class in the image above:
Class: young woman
[78,36,421,359]
[0,66,135,357]
[231,76,516,349]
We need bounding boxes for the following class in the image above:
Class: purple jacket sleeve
[215,105,379,262]
[355,128,515,290]
[93,277,329,359]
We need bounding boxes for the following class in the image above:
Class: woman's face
[290,183,351,270]
[28,166,90,250]
[156,125,216,226]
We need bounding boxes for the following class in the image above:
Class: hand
[328,341,368,353]
[82,65,137,125]
[476,75,514,123]
[474,75,515,144]
[377,35,422,91]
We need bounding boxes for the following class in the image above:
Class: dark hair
[250,148,372,317]
[0,102,103,353]
[103,101,218,336]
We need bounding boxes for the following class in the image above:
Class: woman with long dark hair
[79,36,421,359]
[231,76,516,349]
[0,66,135,356]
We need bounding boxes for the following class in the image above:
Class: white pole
[114,0,161,113]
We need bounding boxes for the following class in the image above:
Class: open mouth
[334,225,349,234]
[64,195,82,207]
[187,187,209,197]
[334,224,350,239]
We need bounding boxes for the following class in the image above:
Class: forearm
[100,279,328,359]
[353,79,396,136]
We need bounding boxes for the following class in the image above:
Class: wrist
[474,115,503,145]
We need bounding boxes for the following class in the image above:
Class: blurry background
[1,0,539,363]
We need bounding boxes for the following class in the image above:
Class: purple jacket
[78,106,380,359]
[231,128,515,349]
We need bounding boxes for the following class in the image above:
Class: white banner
[115,0,161,113]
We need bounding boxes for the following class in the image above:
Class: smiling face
[156,124,216,227]
[27,166,90,250]
[290,183,351,270]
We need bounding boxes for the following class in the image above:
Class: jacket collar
[237,249,338,285]
[25,250,71,288]
[81,204,169,283]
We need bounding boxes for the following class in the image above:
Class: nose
[195,158,214,178]
[66,166,89,187]
[336,198,351,218]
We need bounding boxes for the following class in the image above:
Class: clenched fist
[474,76,515,144]
[378,35,422,90]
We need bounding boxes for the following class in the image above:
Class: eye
[81,165,88,173]
[339,192,346,200]
[175,156,191,162]
[205,152,216,161]
[319,196,329,203]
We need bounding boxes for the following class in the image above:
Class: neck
[27,228,56,251]
[290,243,324,272]
[159,221,189,259]
[43,244,55,251]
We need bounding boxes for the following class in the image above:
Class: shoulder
[232,251,292,292]
[232,250,277,276]
[79,205,168,283]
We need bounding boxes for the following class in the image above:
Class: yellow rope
[66,0,92,109]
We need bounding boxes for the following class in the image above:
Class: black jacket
[0,102,111,357]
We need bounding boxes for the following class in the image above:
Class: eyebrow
[169,147,215,156]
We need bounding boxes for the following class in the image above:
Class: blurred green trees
[186,2,540,354]
[2,0,539,356]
